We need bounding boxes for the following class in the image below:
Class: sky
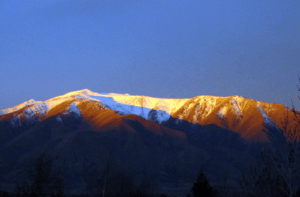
[0,0,300,110]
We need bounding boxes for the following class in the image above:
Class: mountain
[0,89,299,196]
[1,89,296,141]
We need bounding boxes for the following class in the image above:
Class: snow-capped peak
[1,89,297,142]
[67,89,187,123]
[0,99,36,116]
[1,89,291,136]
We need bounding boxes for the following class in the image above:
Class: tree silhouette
[239,147,287,197]
[191,168,215,197]
[14,153,64,197]
[239,75,300,197]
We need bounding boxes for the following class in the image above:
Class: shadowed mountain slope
[0,89,299,195]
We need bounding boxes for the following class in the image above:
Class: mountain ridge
[0,89,298,142]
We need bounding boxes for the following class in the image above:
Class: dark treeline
[1,132,300,197]
[8,151,157,197]
[3,117,300,197]
[4,128,300,197]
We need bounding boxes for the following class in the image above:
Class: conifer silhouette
[191,168,215,197]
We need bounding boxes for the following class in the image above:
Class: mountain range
[0,89,299,196]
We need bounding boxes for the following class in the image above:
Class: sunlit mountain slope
[1,89,298,142]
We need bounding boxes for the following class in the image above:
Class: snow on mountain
[67,102,81,117]
[24,108,39,121]
[0,89,282,126]
[0,94,73,120]
[1,89,297,141]
[0,89,242,125]
[0,89,186,124]
[69,89,188,123]
[10,114,21,127]
[0,99,36,116]
[20,102,48,121]
[217,107,228,119]
[257,103,277,128]
[33,102,48,115]
[232,98,243,118]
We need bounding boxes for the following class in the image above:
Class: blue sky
[1,0,300,110]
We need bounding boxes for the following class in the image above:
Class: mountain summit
[0,89,296,141]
